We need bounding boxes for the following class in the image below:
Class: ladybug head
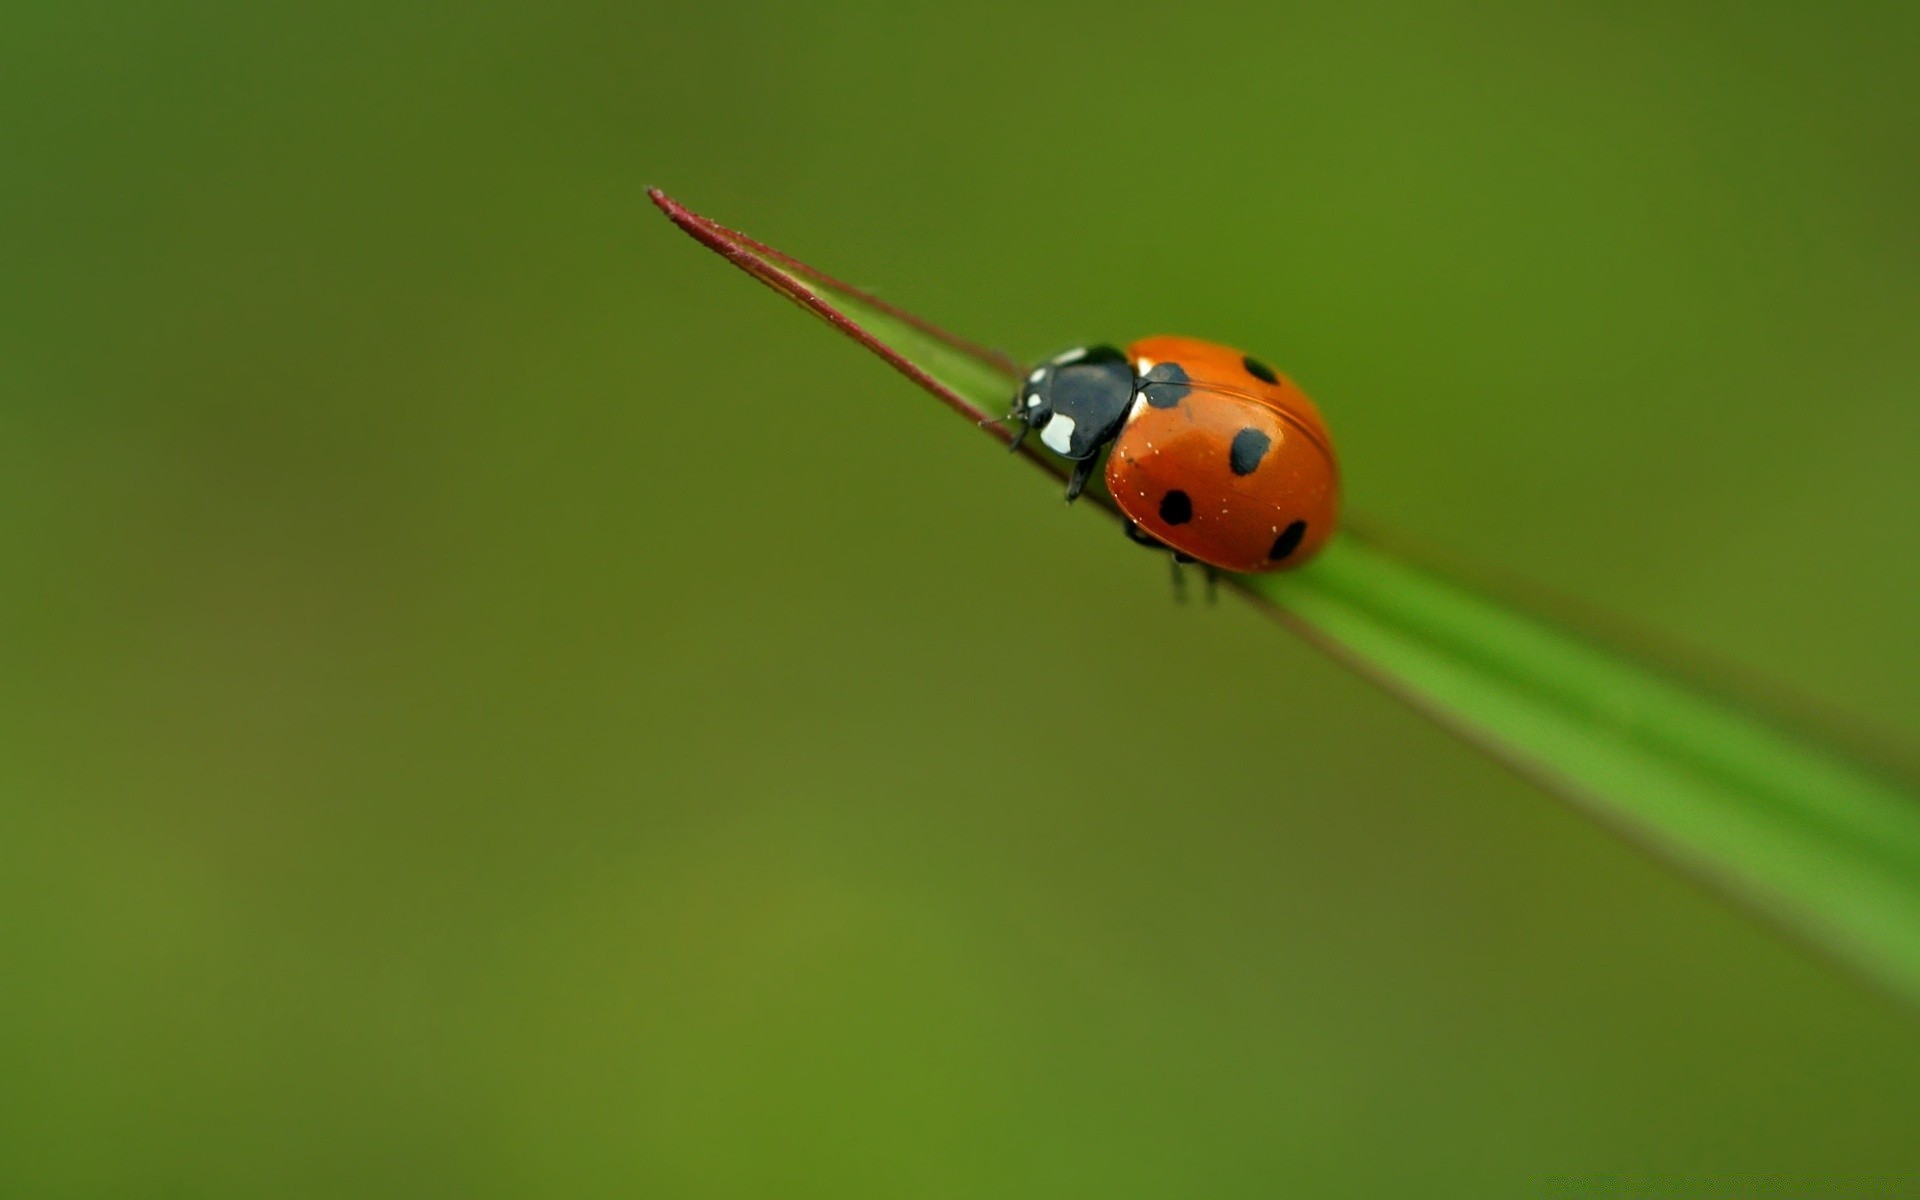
[1008,344,1136,466]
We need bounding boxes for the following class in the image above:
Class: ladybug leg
[1004,384,1046,454]
[1202,565,1219,605]
[1123,521,1163,549]
[1063,456,1098,503]
[1125,524,1199,604]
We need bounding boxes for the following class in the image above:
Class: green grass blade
[649,188,1920,1007]
[1249,540,1920,1001]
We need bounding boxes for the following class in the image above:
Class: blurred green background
[5,0,1920,1194]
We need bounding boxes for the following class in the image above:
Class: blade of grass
[648,187,1920,1008]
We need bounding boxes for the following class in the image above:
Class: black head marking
[1269,520,1307,561]
[1141,361,1191,408]
[1159,490,1193,525]
[1228,428,1271,476]
[1243,356,1278,384]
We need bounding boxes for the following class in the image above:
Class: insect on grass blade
[650,187,1920,1011]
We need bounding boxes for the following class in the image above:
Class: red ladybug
[1010,336,1339,573]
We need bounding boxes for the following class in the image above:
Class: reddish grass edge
[647,188,1042,449]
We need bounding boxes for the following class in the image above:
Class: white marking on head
[1135,358,1155,374]
[1027,367,1045,383]
[1126,394,1146,423]
[1040,413,1077,455]
[1053,347,1088,365]
[1026,394,1042,409]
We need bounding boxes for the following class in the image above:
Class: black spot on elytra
[1269,520,1307,561]
[1141,361,1191,408]
[1159,490,1193,525]
[1243,355,1278,384]
[1228,428,1271,475]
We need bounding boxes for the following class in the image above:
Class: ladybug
[1010,336,1339,574]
